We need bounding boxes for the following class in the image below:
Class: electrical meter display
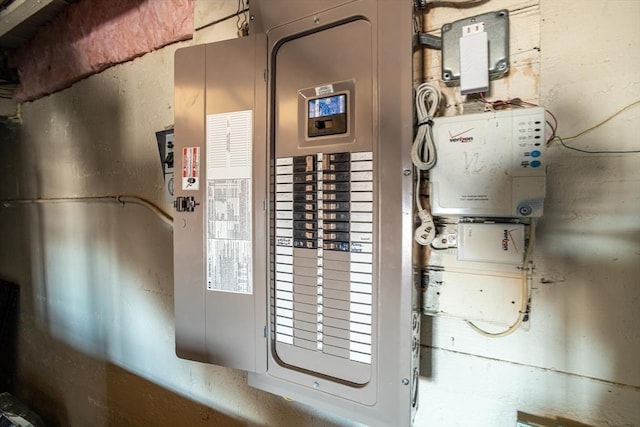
[307,93,348,137]
[309,94,346,118]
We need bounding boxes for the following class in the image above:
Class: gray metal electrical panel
[173,1,419,425]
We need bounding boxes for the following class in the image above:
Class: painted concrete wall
[0,1,637,426]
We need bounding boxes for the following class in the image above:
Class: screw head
[313,381,320,388]
[518,205,532,216]
[403,169,411,176]
[402,378,410,385]
[313,16,320,24]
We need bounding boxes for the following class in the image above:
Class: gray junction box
[173,1,419,425]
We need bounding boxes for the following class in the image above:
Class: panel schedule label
[205,110,253,294]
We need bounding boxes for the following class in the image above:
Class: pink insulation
[11,0,195,102]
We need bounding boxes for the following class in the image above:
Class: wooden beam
[0,0,72,48]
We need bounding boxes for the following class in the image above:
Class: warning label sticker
[182,147,200,190]
[205,110,253,294]
[315,84,334,96]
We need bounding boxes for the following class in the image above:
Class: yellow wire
[563,99,640,142]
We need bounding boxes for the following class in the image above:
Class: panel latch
[173,196,199,212]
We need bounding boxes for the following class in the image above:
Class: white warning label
[315,84,334,96]
[182,147,200,190]
[205,110,253,294]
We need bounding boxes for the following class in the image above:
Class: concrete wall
[0,0,638,426]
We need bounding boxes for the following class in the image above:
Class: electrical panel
[173,1,419,426]
[429,107,546,218]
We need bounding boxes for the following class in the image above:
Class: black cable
[0,0,13,12]
[194,7,250,32]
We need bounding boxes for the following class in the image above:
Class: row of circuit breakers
[172,1,545,426]
[276,152,374,252]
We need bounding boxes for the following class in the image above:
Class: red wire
[478,93,560,144]
[546,109,558,130]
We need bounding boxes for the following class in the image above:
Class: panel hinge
[173,196,199,212]
[263,68,268,82]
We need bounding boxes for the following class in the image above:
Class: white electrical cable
[465,221,536,338]
[0,195,173,226]
[412,82,441,245]
[414,169,436,245]
[411,83,441,171]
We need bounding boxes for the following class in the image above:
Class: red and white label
[182,147,200,190]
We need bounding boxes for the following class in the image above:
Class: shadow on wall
[519,411,604,427]
[103,363,245,426]
[6,198,243,425]
[0,280,18,394]
[418,315,433,379]
[536,144,640,416]
[25,73,125,359]
[12,330,243,427]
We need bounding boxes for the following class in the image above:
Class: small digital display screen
[308,94,346,119]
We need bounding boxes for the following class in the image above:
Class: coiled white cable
[412,82,441,245]
[411,82,441,171]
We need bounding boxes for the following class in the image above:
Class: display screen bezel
[296,81,356,145]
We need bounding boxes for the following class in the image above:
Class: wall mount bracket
[440,10,509,85]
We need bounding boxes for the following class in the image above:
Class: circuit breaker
[173,1,418,426]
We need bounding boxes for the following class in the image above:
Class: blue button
[530,160,541,168]
[531,150,541,158]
